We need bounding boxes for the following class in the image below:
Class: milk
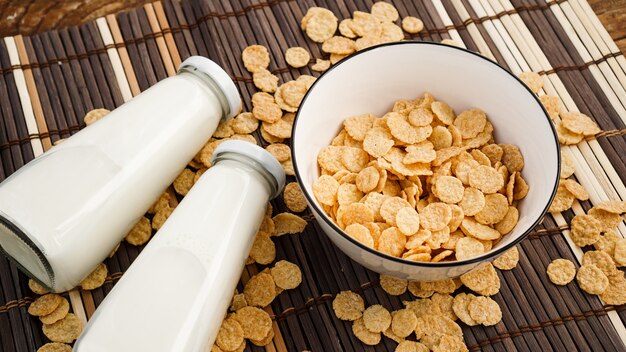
[0,57,242,292]
[74,141,285,352]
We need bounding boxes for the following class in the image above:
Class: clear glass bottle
[0,56,241,292]
[74,140,285,352]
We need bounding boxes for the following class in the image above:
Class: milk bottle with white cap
[74,140,286,352]
[0,56,242,292]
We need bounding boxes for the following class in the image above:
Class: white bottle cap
[179,56,242,120]
[212,141,286,199]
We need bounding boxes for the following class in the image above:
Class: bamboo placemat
[0,0,625,351]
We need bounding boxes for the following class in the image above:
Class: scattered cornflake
[285,47,311,68]
[249,232,276,265]
[216,317,244,351]
[270,260,302,290]
[460,263,500,296]
[125,216,152,246]
[539,95,560,120]
[402,16,424,34]
[233,306,272,341]
[391,308,418,338]
[468,296,501,326]
[570,214,602,247]
[230,293,247,312]
[253,69,279,93]
[379,274,408,295]
[40,297,69,325]
[560,111,601,136]
[29,279,49,295]
[353,318,382,345]
[243,272,276,307]
[151,207,173,230]
[396,340,429,352]
[546,258,576,285]
[37,343,72,352]
[614,239,626,266]
[548,183,575,213]
[363,304,392,333]
[560,152,576,179]
[283,182,308,213]
[42,313,83,343]
[492,247,519,270]
[79,263,108,290]
[83,108,110,126]
[600,271,626,305]
[272,212,307,236]
[518,72,543,94]
[556,122,584,145]
[582,250,618,277]
[333,291,365,321]
[452,293,478,326]
[304,8,338,43]
[28,294,63,317]
[242,45,270,73]
[312,58,331,72]
[576,264,609,295]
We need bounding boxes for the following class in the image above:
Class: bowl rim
[291,40,561,268]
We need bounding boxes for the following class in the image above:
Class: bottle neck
[177,68,232,123]
[212,152,281,199]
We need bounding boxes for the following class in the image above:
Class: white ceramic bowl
[292,41,560,281]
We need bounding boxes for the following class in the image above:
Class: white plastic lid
[179,56,242,120]
[212,140,286,199]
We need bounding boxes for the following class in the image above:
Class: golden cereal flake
[266,143,291,163]
[333,291,365,321]
[433,176,464,204]
[301,7,331,30]
[453,109,487,139]
[460,218,500,241]
[322,36,356,55]
[576,264,609,295]
[42,313,83,343]
[283,182,308,212]
[600,271,626,305]
[305,10,338,43]
[285,47,310,68]
[432,250,454,262]
[539,95,561,120]
[363,304,392,333]
[391,308,418,338]
[356,166,380,193]
[561,179,588,201]
[468,165,503,194]
[402,16,424,34]
[407,281,434,298]
[216,317,244,351]
[83,108,109,126]
[352,318,381,345]
[249,328,273,347]
[460,263,500,295]
[430,293,457,321]
[582,250,618,277]
[431,101,455,125]
[271,260,302,290]
[244,272,276,307]
[337,183,363,206]
[380,197,412,226]
[230,293,247,312]
[495,207,519,235]
[80,263,107,290]
[396,207,421,236]
[37,343,72,352]
[242,45,270,73]
[173,168,195,196]
[232,112,259,134]
[420,279,457,294]
[594,230,621,256]
[379,274,408,295]
[339,19,357,38]
[253,69,279,93]
[342,202,375,227]
[408,108,434,127]
[313,175,340,206]
[452,293,478,326]
[252,102,283,123]
[312,58,331,72]
[500,144,524,173]
[455,237,485,261]
[249,232,276,265]
[396,341,429,352]
[379,22,405,43]
[561,111,601,136]
[474,193,509,225]
[272,212,307,236]
[481,144,503,166]
[345,223,375,248]
[420,202,452,231]
[556,122,584,145]
[404,141,436,164]
[252,92,275,106]
[570,214,603,247]
[589,208,622,233]
[343,114,374,141]
[125,216,152,246]
[548,183,575,213]
[614,239,626,266]
[363,127,395,158]
[298,74,317,89]
[281,80,308,109]
[468,296,501,326]
[39,297,69,325]
[371,1,399,22]
[460,187,485,216]
[330,53,349,64]
[29,279,49,295]
[493,247,519,270]
[234,306,272,341]
[594,200,626,214]
[350,11,382,37]
[149,200,172,228]
[378,227,407,257]
[341,147,370,173]
[518,71,543,93]
[387,112,432,144]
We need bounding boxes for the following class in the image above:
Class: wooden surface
[0,0,624,53]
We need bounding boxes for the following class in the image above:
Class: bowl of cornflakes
[291,41,560,281]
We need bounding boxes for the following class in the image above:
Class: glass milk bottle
[74,140,285,352]
[0,56,241,292]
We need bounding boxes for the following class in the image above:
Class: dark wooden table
[0,0,624,53]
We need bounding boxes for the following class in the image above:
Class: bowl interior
[293,42,559,263]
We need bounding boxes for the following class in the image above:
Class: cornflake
[29,279,49,295]
[333,291,365,321]
[460,263,500,295]
[452,293,478,326]
[379,274,408,295]
[125,216,151,246]
[352,318,381,345]
[242,45,270,73]
[42,313,83,343]
[252,69,279,93]
[283,182,308,212]
[402,16,424,34]
[305,9,338,43]
[391,308,418,338]
[271,260,302,290]
[570,214,602,247]
[37,343,72,352]
[80,263,108,290]
[234,306,272,341]
[576,264,609,295]
[28,294,63,317]
[215,317,244,351]
[363,304,392,333]
[468,296,501,326]
[272,212,307,236]
[518,71,543,93]
[244,272,276,307]
[561,111,601,136]
[249,232,275,265]
[493,247,519,270]
[285,47,310,68]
